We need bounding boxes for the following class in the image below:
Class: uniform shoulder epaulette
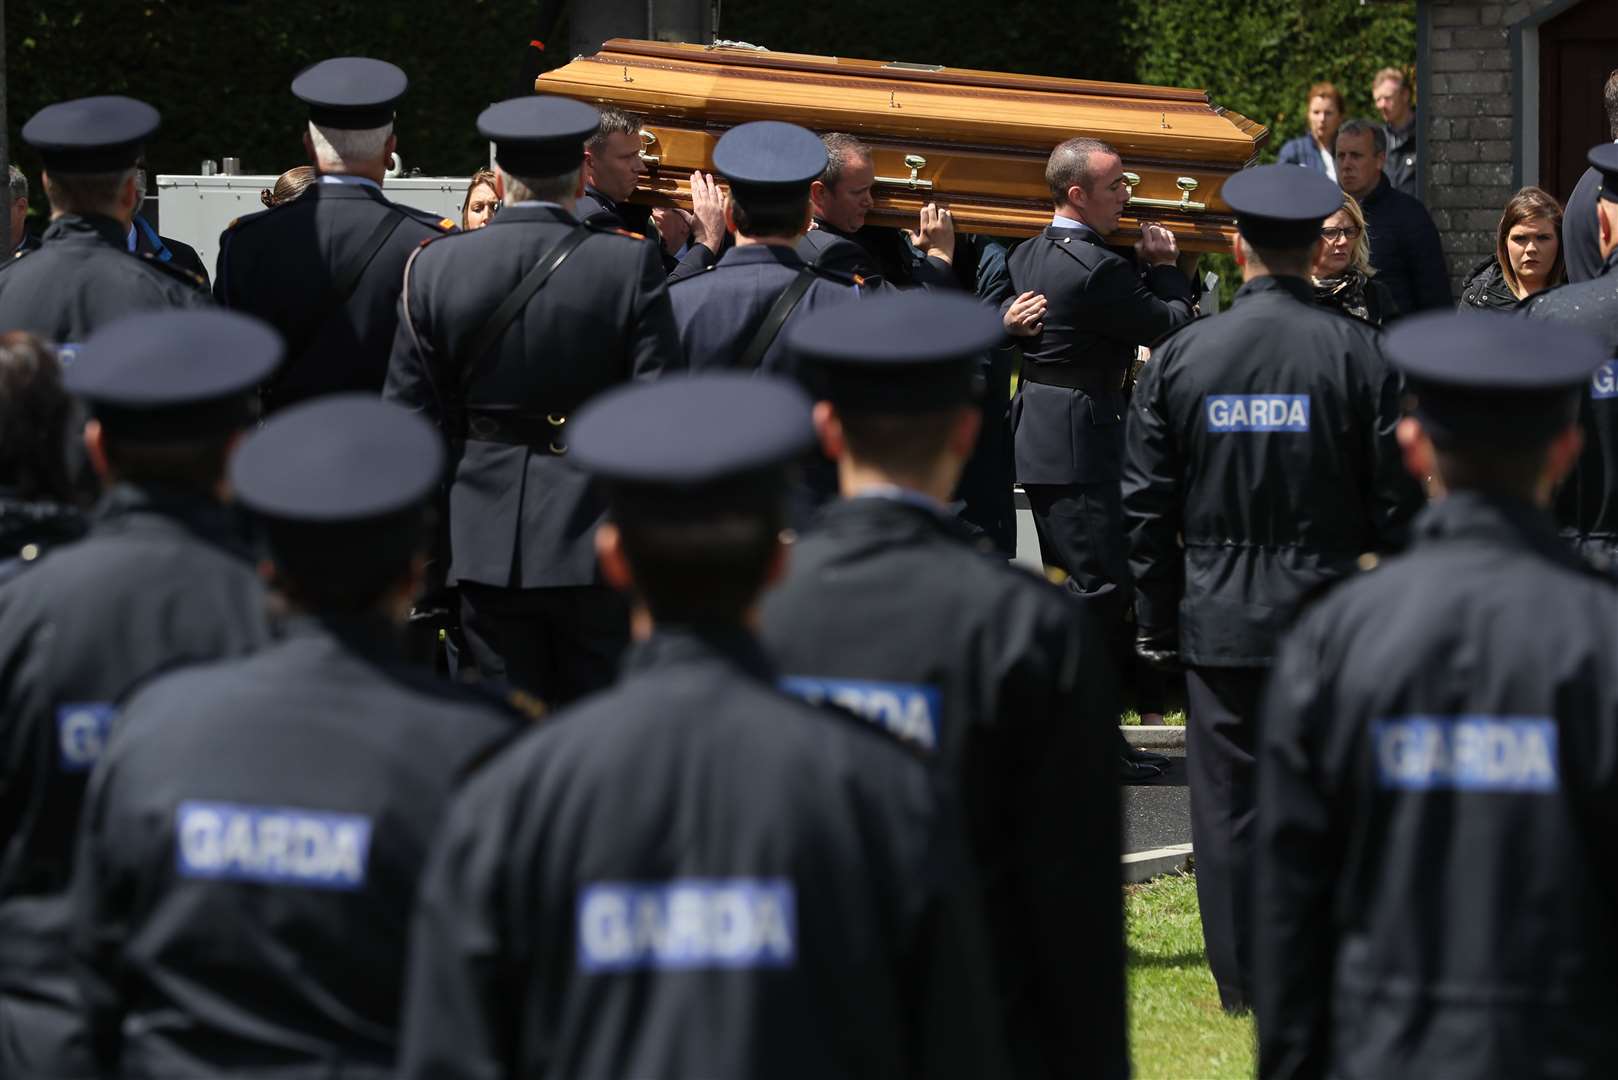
[221,203,282,235]
[585,219,645,242]
[667,263,716,287]
[1,247,28,271]
[505,687,549,723]
[392,202,458,233]
[137,252,208,290]
[811,264,863,289]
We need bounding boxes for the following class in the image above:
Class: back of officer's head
[478,96,598,213]
[231,395,442,615]
[1222,164,1343,280]
[571,375,813,627]
[23,95,157,222]
[1384,312,1606,504]
[713,122,824,242]
[785,291,1003,496]
[65,310,281,499]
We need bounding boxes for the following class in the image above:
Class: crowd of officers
[0,51,1616,1080]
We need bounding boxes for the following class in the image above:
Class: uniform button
[19,544,38,562]
[1357,552,1379,571]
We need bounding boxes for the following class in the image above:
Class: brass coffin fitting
[875,154,935,191]
[1122,173,1207,212]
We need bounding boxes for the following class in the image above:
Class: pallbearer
[1120,163,1420,1012]
[1255,313,1618,1079]
[399,375,1003,1080]
[70,396,529,1077]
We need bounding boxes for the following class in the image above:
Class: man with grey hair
[8,166,37,255]
[214,57,455,412]
[0,96,209,350]
[1336,117,1449,313]
[1005,135,1196,777]
[385,96,680,706]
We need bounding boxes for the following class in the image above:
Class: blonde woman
[1311,193,1394,325]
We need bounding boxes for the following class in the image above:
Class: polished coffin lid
[536,39,1269,251]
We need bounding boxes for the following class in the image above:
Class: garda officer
[1121,164,1420,1012]
[384,96,680,705]
[71,396,529,1078]
[0,96,208,351]
[1255,313,1618,1079]
[669,121,857,379]
[214,58,456,411]
[0,310,275,1076]
[1006,136,1196,750]
[761,292,1126,1080]
[1526,143,1618,563]
[399,375,1004,1080]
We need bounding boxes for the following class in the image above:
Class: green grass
[1121,710,1188,727]
[1126,874,1256,1079]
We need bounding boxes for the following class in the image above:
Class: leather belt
[1020,364,1128,393]
[464,409,570,454]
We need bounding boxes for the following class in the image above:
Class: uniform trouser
[459,583,629,708]
[1184,665,1267,1013]
[1024,482,1171,715]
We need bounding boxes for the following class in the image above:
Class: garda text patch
[780,675,942,751]
[577,878,797,972]
[1206,394,1310,433]
[56,703,115,772]
[1374,716,1559,793]
[1592,361,1618,400]
[176,801,373,890]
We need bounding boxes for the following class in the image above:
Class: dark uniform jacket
[759,495,1126,1080]
[1121,275,1418,666]
[576,185,717,279]
[70,614,526,1079]
[214,180,454,411]
[796,218,957,290]
[384,202,680,589]
[1255,493,1618,1080]
[1526,249,1618,556]
[131,212,211,290]
[0,214,210,348]
[399,625,1004,1080]
[0,491,85,587]
[669,243,856,379]
[1361,174,1452,315]
[1006,222,1195,486]
[0,484,269,1075]
[1563,164,1604,285]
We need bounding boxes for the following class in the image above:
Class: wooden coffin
[535,40,1269,252]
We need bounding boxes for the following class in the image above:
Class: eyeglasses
[1321,226,1361,241]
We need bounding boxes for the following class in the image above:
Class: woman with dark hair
[1460,186,1564,310]
[0,332,86,579]
[461,168,498,231]
[1312,193,1395,325]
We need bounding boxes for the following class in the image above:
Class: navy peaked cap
[1386,310,1607,447]
[572,375,813,492]
[23,96,159,174]
[712,122,828,191]
[1589,142,1618,204]
[293,57,407,129]
[477,96,601,176]
[786,291,1002,411]
[1222,164,1344,247]
[65,310,280,441]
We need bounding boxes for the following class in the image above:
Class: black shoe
[1118,756,1163,784]
[1126,746,1171,767]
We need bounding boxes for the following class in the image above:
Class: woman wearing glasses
[1311,194,1394,326]
[1458,186,1565,311]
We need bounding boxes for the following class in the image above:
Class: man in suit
[1005,135,1196,773]
[385,96,681,707]
[214,57,456,412]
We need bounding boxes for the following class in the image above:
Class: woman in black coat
[1458,185,1564,312]
[1311,194,1396,326]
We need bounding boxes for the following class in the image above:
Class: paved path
[1122,750,1190,854]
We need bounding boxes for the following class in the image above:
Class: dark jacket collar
[621,623,775,685]
[1412,490,1589,570]
[1234,274,1317,305]
[303,182,389,206]
[1359,173,1393,209]
[815,492,980,546]
[488,203,578,227]
[93,482,254,559]
[41,213,128,250]
[1601,247,1618,279]
[583,184,617,212]
[278,611,404,663]
[716,243,807,270]
[1042,221,1104,245]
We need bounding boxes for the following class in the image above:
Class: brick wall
[1424,0,1561,295]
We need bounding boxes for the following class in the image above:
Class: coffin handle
[638,129,661,169]
[875,154,935,192]
[1122,173,1206,212]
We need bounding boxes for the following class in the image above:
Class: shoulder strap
[456,224,592,399]
[333,210,407,302]
[736,268,817,370]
